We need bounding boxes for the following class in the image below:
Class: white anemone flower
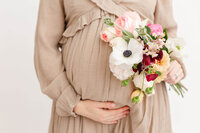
[109,57,134,80]
[109,37,144,70]
[166,38,185,59]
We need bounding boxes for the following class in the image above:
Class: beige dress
[34,0,186,133]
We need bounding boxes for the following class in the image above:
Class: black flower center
[123,50,132,57]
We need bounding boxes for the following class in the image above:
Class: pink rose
[147,23,163,36]
[114,11,141,37]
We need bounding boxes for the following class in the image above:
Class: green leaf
[145,87,153,94]
[122,78,131,87]
[123,36,130,43]
[146,35,153,42]
[143,38,148,44]
[122,30,134,38]
[155,71,162,76]
[163,28,168,42]
[150,35,156,40]
[133,64,138,69]
[146,68,152,74]
[161,45,169,54]
[145,26,151,35]
[104,18,114,26]
[169,51,173,55]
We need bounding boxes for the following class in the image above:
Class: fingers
[165,67,181,82]
[166,69,184,84]
[106,106,130,116]
[100,106,130,124]
[102,120,118,125]
[105,109,130,121]
[95,101,116,109]
[99,107,130,124]
[173,72,184,84]
[165,60,184,84]
[166,60,178,74]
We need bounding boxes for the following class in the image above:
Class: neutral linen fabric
[34,0,186,133]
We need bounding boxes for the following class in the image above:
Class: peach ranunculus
[147,23,163,36]
[152,50,170,83]
[131,89,144,104]
[114,11,141,37]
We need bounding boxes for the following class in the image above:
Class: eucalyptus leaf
[104,18,114,26]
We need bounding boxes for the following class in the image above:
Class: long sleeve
[34,0,81,117]
[154,0,187,78]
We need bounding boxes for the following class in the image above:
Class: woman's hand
[164,60,184,84]
[73,100,130,124]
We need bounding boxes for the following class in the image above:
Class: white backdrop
[0,0,199,133]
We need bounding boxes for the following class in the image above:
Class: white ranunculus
[132,72,154,91]
[100,27,116,42]
[109,37,144,70]
[166,38,185,59]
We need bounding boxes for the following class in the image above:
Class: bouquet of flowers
[100,11,187,104]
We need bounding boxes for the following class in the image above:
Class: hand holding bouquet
[100,11,187,104]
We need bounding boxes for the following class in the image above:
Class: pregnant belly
[61,21,135,108]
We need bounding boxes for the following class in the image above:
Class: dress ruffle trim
[59,0,152,44]
[90,0,152,22]
[59,7,103,43]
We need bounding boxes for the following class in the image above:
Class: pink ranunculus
[114,11,141,37]
[100,27,116,42]
[147,23,163,36]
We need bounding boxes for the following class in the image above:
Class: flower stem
[141,71,145,91]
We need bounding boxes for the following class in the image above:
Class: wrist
[73,100,84,115]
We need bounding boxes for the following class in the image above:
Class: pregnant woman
[34,0,186,133]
